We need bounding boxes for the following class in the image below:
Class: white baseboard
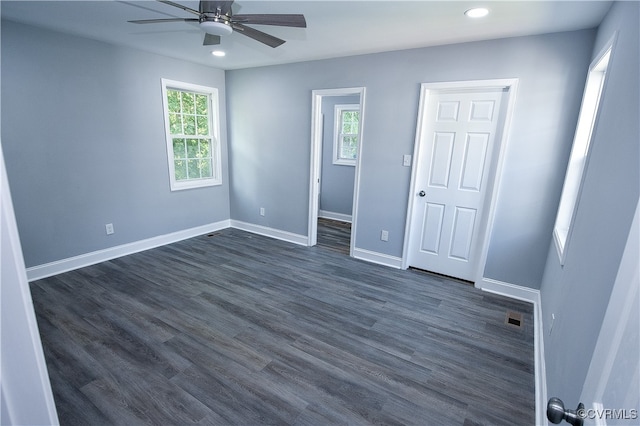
[476,277,539,304]
[318,210,352,223]
[476,277,547,426]
[229,220,308,246]
[26,220,308,282]
[26,220,231,282]
[352,247,403,269]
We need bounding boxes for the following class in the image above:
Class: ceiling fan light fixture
[465,7,489,18]
[200,20,233,36]
[128,0,304,48]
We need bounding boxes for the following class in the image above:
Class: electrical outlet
[105,223,114,235]
[260,207,265,216]
[403,154,412,167]
[381,230,389,241]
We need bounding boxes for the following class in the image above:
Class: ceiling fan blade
[203,33,221,46]
[233,14,306,28]
[128,18,199,24]
[200,1,234,15]
[232,23,285,48]
[157,0,201,16]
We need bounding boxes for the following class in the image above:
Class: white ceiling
[1,1,612,70]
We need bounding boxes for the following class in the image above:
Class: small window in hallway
[554,42,613,264]
[333,104,360,166]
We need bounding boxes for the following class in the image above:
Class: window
[553,44,612,263]
[333,104,360,166]
[161,79,221,191]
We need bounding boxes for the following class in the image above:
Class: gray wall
[1,18,607,293]
[320,95,359,218]
[1,20,230,268]
[227,29,595,289]
[539,1,639,407]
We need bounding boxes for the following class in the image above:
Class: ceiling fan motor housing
[200,19,233,36]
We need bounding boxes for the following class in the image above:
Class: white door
[406,87,506,281]
[579,200,639,426]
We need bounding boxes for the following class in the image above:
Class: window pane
[183,115,196,135]
[341,136,358,159]
[199,139,211,157]
[169,113,182,134]
[199,158,212,178]
[186,139,198,158]
[188,159,200,179]
[167,90,181,113]
[174,160,187,180]
[181,92,195,114]
[195,94,208,115]
[342,112,359,134]
[173,138,186,158]
[350,113,360,132]
[196,115,209,136]
[342,113,349,132]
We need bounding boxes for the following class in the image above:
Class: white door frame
[1,144,59,424]
[308,87,366,256]
[579,198,639,425]
[402,79,518,285]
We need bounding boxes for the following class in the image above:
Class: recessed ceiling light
[211,50,226,57]
[465,7,489,18]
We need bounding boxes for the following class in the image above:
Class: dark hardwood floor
[30,221,535,425]
[316,218,351,255]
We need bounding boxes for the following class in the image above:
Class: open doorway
[308,87,366,256]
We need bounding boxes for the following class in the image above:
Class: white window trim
[553,36,615,264]
[333,104,359,166]
[161,78,222,191]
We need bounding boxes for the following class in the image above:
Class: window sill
[333,159,356,167]
[553,227,568,266]
[170,178,221,192]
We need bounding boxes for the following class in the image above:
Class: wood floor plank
[30,220,535,425]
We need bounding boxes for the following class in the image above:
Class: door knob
[547,397,585,426]
[418,190,426,197]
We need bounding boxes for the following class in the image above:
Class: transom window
[161,79,221,191]
[553,43,612,264]
[333,104,360,166]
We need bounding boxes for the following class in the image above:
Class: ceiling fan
[129,0,306,48]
